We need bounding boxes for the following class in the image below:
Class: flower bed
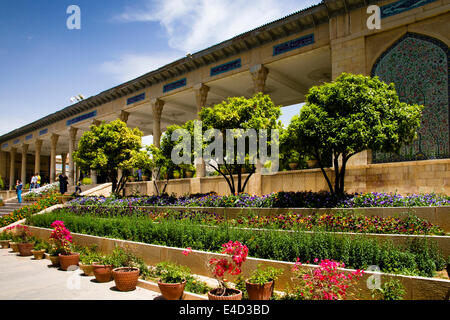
[0,195,59,228]
[68,191,450,209]
[25,210,447,277]
[64,206,446,235]
[23,183,59,200]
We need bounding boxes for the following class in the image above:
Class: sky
[0,0,321,142]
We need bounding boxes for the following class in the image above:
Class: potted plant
[79,250,102,276]
[306,156,319,168]
[16,226,35,257]
[181,164,195,178]
[173,170,181,179]
[156,262,189,300]
[0,230,12,249]
[207,241,248,300]
[245,264,283,300]
[93,255,114,283]
[48,244,63,267]
[110,247,142,292]
[128,175,136,182]
[49,220,79,271]
[288,151,300,170]
[31,240,48,260]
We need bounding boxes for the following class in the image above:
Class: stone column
[68,127,78,186]
[89,120,102,184]
[9,148,16,190]
[61,153,67,175]
[151,99,164,148]
[193,84,209,178]
[119,110,129,124]
[250,64,269,94]
[50,134,59,183]
[34,140,42,175]
[21,144,28,185]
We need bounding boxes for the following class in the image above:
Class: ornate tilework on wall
[372,33,449,163]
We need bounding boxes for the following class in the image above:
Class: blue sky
[0,0,321,139]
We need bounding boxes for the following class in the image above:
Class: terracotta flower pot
[185,171,193,178]
[245,280,274,300]
[79,263,95,276]
[158,280,186,300]
[31,249,46,260]
[49,255,60,267]
[17,243,34,256]
[307,159,319,168]
[208,288,242,300]
[93,264,113,282]
[9,242,19,253]
[288,163,298,170]
[0,240,12,249]
[59,253,80,271]
[113,267,140,292]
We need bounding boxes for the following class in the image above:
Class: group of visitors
[29,173,41,191]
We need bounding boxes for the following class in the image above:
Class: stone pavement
[0,249,160,300]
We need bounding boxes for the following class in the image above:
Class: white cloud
[114,0,321,53]
[99,53,181,83]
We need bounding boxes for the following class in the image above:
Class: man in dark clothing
[59,174,68,194]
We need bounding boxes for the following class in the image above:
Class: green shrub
[151,261,190,284]
[81,177,93,185]
[26,210,445,277]
[371,279,406,300]
[247,264,284,285]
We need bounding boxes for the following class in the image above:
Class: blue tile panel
[66,110,97,126]
[210,59,242,77]
[273,34,314,56]
[127,92,145,105]
[163,78,187,93]
[380,0,438,19]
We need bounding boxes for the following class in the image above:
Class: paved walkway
[0,249,160,300]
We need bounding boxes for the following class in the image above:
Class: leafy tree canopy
[73,119,143,195]
[285,73,423,195]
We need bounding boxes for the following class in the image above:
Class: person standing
[35,173,41,188]
[58,173,65,194]
[30,174,36,191]
[16,179,23,203]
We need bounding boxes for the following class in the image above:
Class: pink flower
[182,247,192,256]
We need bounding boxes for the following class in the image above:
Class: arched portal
[371,33,449,163]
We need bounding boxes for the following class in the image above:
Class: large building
[0,0,448,194]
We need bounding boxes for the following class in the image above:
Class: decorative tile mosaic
[372,33,449,163]
[210,59,241,77]
[381,0,439,19]
[127,92,145,105]
[163,78,187,93]
[39,128,48,136]
[66,110,97,126]
[273,34,314,56]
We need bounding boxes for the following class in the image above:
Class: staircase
[0,201,29,216]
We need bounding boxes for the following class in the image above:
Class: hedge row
[26,210,446,277]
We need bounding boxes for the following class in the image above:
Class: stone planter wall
[27,226,450,300]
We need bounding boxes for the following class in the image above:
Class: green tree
[198,93,282,194]
[285,73,423,195]
[73,119,143,195]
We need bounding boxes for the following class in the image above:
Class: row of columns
[149,65,270,179]
[7,64,270,189]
